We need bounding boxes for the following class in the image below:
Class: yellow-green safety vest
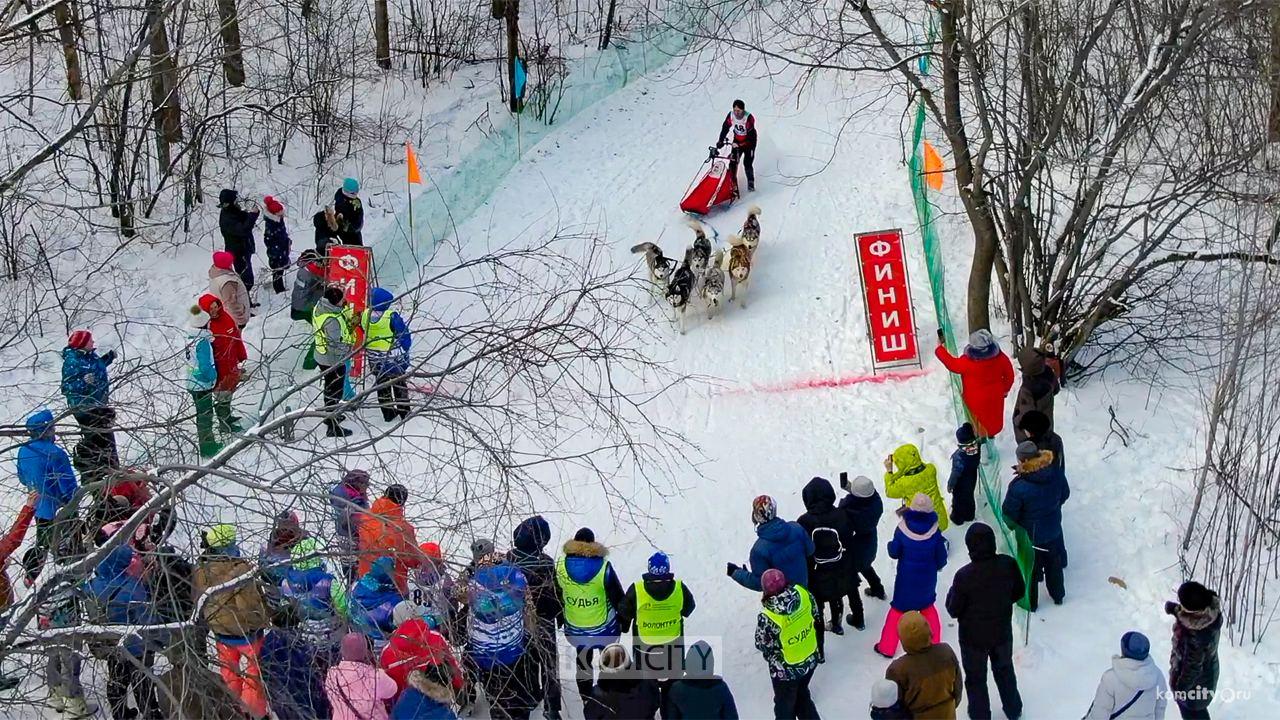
[761,586,818,666]
[362,309,395,352]
[634,579,684,645]
[557,557,610,630]
[312,308,354,355]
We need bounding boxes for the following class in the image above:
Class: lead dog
[741,205,762,249]
[631,241,674,296]
[666,259,696,334]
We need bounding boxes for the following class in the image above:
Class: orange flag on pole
[406,142,422,185]
[923,140,944,191]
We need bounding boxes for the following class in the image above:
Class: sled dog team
[632,205,763,334]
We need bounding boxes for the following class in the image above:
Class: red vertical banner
[855,229,920,368]
[326,245,374,377]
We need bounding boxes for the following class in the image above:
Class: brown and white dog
[725,206,762,307]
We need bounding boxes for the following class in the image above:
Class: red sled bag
[680,145,737,215]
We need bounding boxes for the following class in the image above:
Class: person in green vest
[619,551,696,716]
[362,287,412,422]
[312,286,355,438]
[555,527,625,708]
[754,568,821,720]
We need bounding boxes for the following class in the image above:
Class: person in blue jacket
[282,536,346,653]
[87,545,162,719]
[364,287,412,422]
[392,665,459,720]
[875,493,948,658]
[728,495,814,592]
[17,409,78,556]
[1001,440,1071,611]
[464,552,540,718]
[258,602,332,720]
[350,555,405,649]
[60,329,119,471]
[947,422,981,525]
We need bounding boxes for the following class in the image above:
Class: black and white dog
[666,258,696,334]
[686,221,713,274]
[701,249,726,318]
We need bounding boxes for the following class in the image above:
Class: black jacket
[312,210,340,255]
[839,490,884,571]
[1169,596,1222,695]
[1031,430,1066,472]
[945,523,1025,649]
[333,188,364,243]
[147,546,195,624]
[585,676,661,720]
[218,189,258,255]
[509,515,563,627]
[796,477,856,600]
[668,642,738,719]
[618,574,697,640]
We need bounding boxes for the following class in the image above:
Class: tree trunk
[1269,1,1280,142]
[54,1,83,101]
[506,0,520,113]
[216,0,246,86]
[375,0,392,69]
[599,0,617,50]
[147,0,182,172]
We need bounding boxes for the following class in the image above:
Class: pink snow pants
[875,604,942,656]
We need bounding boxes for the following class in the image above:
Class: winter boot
[199,440,225,458]
[828,617,844,635]
[214,396,244,433]
[325,418,353,438]
[846,613,866,631]
[64,697,97,719]
[864,585,887,600]
[47,693,65,713]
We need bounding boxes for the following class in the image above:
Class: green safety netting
[906,11,1035,623]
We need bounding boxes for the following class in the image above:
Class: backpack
[811,527,845,565]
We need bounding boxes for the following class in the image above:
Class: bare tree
[215,0,245,86]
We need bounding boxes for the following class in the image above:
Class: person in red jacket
[716,99,758,192]
[934,329,1015,438]
[380,601,465,701]
[0,497,35,610]
[197,293,248,434]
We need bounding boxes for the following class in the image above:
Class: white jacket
[208,266,250,327]
[1085,655,1168,720]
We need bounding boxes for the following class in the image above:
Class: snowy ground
[1,4,1278,719]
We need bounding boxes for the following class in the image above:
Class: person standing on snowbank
[218,188,259,292]
[875,493,948,658]
[884,611,963,719]
[884,444,950,531]
[945,522,1024,720]
[262,195,292,294]
[729,495,814,592]
[556,527,626,705]
[754,568,821,720]
[1166,581,1222,719]
[1001,440,1070,611]
[839,474,887,603]
[934,329,1015,439]
[1084,632,1168,720]
[716,99,757,192]
[312,285,355,438]
[364,287,412,422]
[60,329,119,469]
[334,178,365,246]
[797,476,857,648]
[947,423,981,526]
[209,250,252,328]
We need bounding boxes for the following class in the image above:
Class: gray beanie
[1015,441,1040,462]
[850,475,876,498]
[871,678,899,708]
[392,601,420,627]
[470,538,495,560]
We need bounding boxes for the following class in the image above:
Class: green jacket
[884,444,950,530]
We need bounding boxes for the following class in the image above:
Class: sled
[679,145,737,215]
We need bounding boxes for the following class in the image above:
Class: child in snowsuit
[884,444,950,531]
[364,287,412,422]
[797,476,856,649]
[263,195,292,294]
[209,251,251,327]
[875,494,948,658]
[185,304,222,457]
[325,632,397,720]
[947,423,981,525]
[198,293,248,434]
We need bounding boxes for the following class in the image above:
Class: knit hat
[761,568,786,597]
[1120,631,1150,661]
[205,524,236,549]
[419,541,443,563]
[470,538,495,559]
[342,469,371,489]
[647,552,671,577]
[186,304,210,329]
[965,329,1000,360]
[751,495,777,525]
[392,601,421,627]
[342,177,360,194]
[598,644,630,673]
[956,422,976,444]
[290,537,322,570]
[340,632,371,663]
[908,492,934,513]
[1017,410,1051,437]
[385,483,409,506]
[850,475,876,498]
[1015,441,1040,462]
[512,515,551,553]
[870,679,900,709]
[573,527,595,543]
[67,329,93,350]
[212,250,235,270]
[263,195,284,216]
[1177,581,1214,612]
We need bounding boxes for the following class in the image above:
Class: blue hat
[648,552,670,577]
[342,177,360,194]
[25,409,55,439]
[1120,631,1150,660]
[371,287,394,312]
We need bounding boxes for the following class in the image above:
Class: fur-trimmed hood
[1175,596,1222,631]
[563,539,607,558]
[1015,450,1055,477]
[406,669,455,704]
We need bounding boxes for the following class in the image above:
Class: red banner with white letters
[326,245,373,377]
[855,229,920,367]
